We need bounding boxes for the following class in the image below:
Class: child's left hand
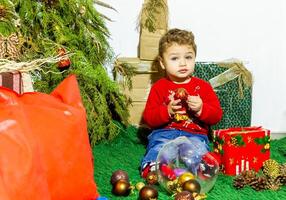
[187,95,203,116]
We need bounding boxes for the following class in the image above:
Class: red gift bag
[0,75,99,200]
[213,126,270,175]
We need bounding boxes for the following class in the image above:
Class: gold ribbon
[209,61,252,98]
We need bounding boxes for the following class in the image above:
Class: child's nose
[180,59,186,66]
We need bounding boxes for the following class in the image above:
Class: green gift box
[193,61,252,131]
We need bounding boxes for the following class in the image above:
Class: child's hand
[187,95,203,116]
[167,99,185,117]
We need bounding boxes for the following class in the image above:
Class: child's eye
[186,56,193,60]
[171,57,178,61]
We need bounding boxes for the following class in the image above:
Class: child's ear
[159,57,165,70]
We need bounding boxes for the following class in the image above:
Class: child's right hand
[167,99,185,117]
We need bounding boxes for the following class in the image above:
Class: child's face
[160,43,196,83]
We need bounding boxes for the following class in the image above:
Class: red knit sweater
[143,77,223,135]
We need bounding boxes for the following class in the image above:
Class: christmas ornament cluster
[109,169,209,200]
[108,137,221,199]
[110,170,158,200]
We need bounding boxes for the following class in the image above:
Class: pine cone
[249,176,267,191]
[233,176,246,189]
[262,159,280,179]
[276,175,286,186]
[279,163,286,176]
[240,170,257,185]
[266,177,281,191]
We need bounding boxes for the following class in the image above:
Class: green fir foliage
[0,0,18,35]
[2,0,130,146]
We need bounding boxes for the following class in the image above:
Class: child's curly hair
[158,28,197,57]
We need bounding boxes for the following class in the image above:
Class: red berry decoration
[110,169,129,185]
[112,180,131,196]
[139,185,158,200]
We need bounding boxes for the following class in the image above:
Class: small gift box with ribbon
[213,126,270,176]
[0,72,23,94]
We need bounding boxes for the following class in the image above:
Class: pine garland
[4,0,130,145]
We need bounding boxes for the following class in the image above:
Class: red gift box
[0,72,23,94]
[213,126,270,176]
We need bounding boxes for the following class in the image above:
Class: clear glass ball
[155,136,219,194]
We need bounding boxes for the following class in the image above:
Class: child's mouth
[178,69,188,73]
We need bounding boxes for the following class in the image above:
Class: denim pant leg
[140,129,180,170]
[140,129,210,170]
[178,131,210,151]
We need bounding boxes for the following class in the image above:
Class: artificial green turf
[93,126,286,199]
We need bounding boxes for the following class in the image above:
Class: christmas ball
[156,136,219,194]
[57,48,71,71]
[182,179,201,194]
[139,185,158,200]
[146,171,158,185]
[110,169,129,185]
[178,172,195,186]
[174,88,189,101]
[174,191,194,200]
[112,180,131,196]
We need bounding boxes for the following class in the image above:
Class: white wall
[97,0,286,137]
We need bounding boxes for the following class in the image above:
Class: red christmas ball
[57,47,71,70]
[174,88,189,101]
[58,59,71,69]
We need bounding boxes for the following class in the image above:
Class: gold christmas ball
[112,180,131,196]
[182,179,201,194]
[178,172,195,186]
[146,171,158,185]
[135,182,145,191]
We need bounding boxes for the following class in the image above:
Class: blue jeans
[140,128,210,170]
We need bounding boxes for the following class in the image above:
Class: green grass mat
[93,126,286,199]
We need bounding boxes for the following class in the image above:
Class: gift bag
[194,62,252,131]
[213,126,270,175]
[0,75,99,200]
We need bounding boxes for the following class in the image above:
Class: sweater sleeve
[143,83,171,128]
[196,82,223,125]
